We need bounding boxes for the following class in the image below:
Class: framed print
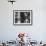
[13,10,32,25]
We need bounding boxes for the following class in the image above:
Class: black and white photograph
[13,10,32,25]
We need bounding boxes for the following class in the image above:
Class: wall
[0,0,46,42]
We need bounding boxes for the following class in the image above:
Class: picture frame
[13,10,33,26]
